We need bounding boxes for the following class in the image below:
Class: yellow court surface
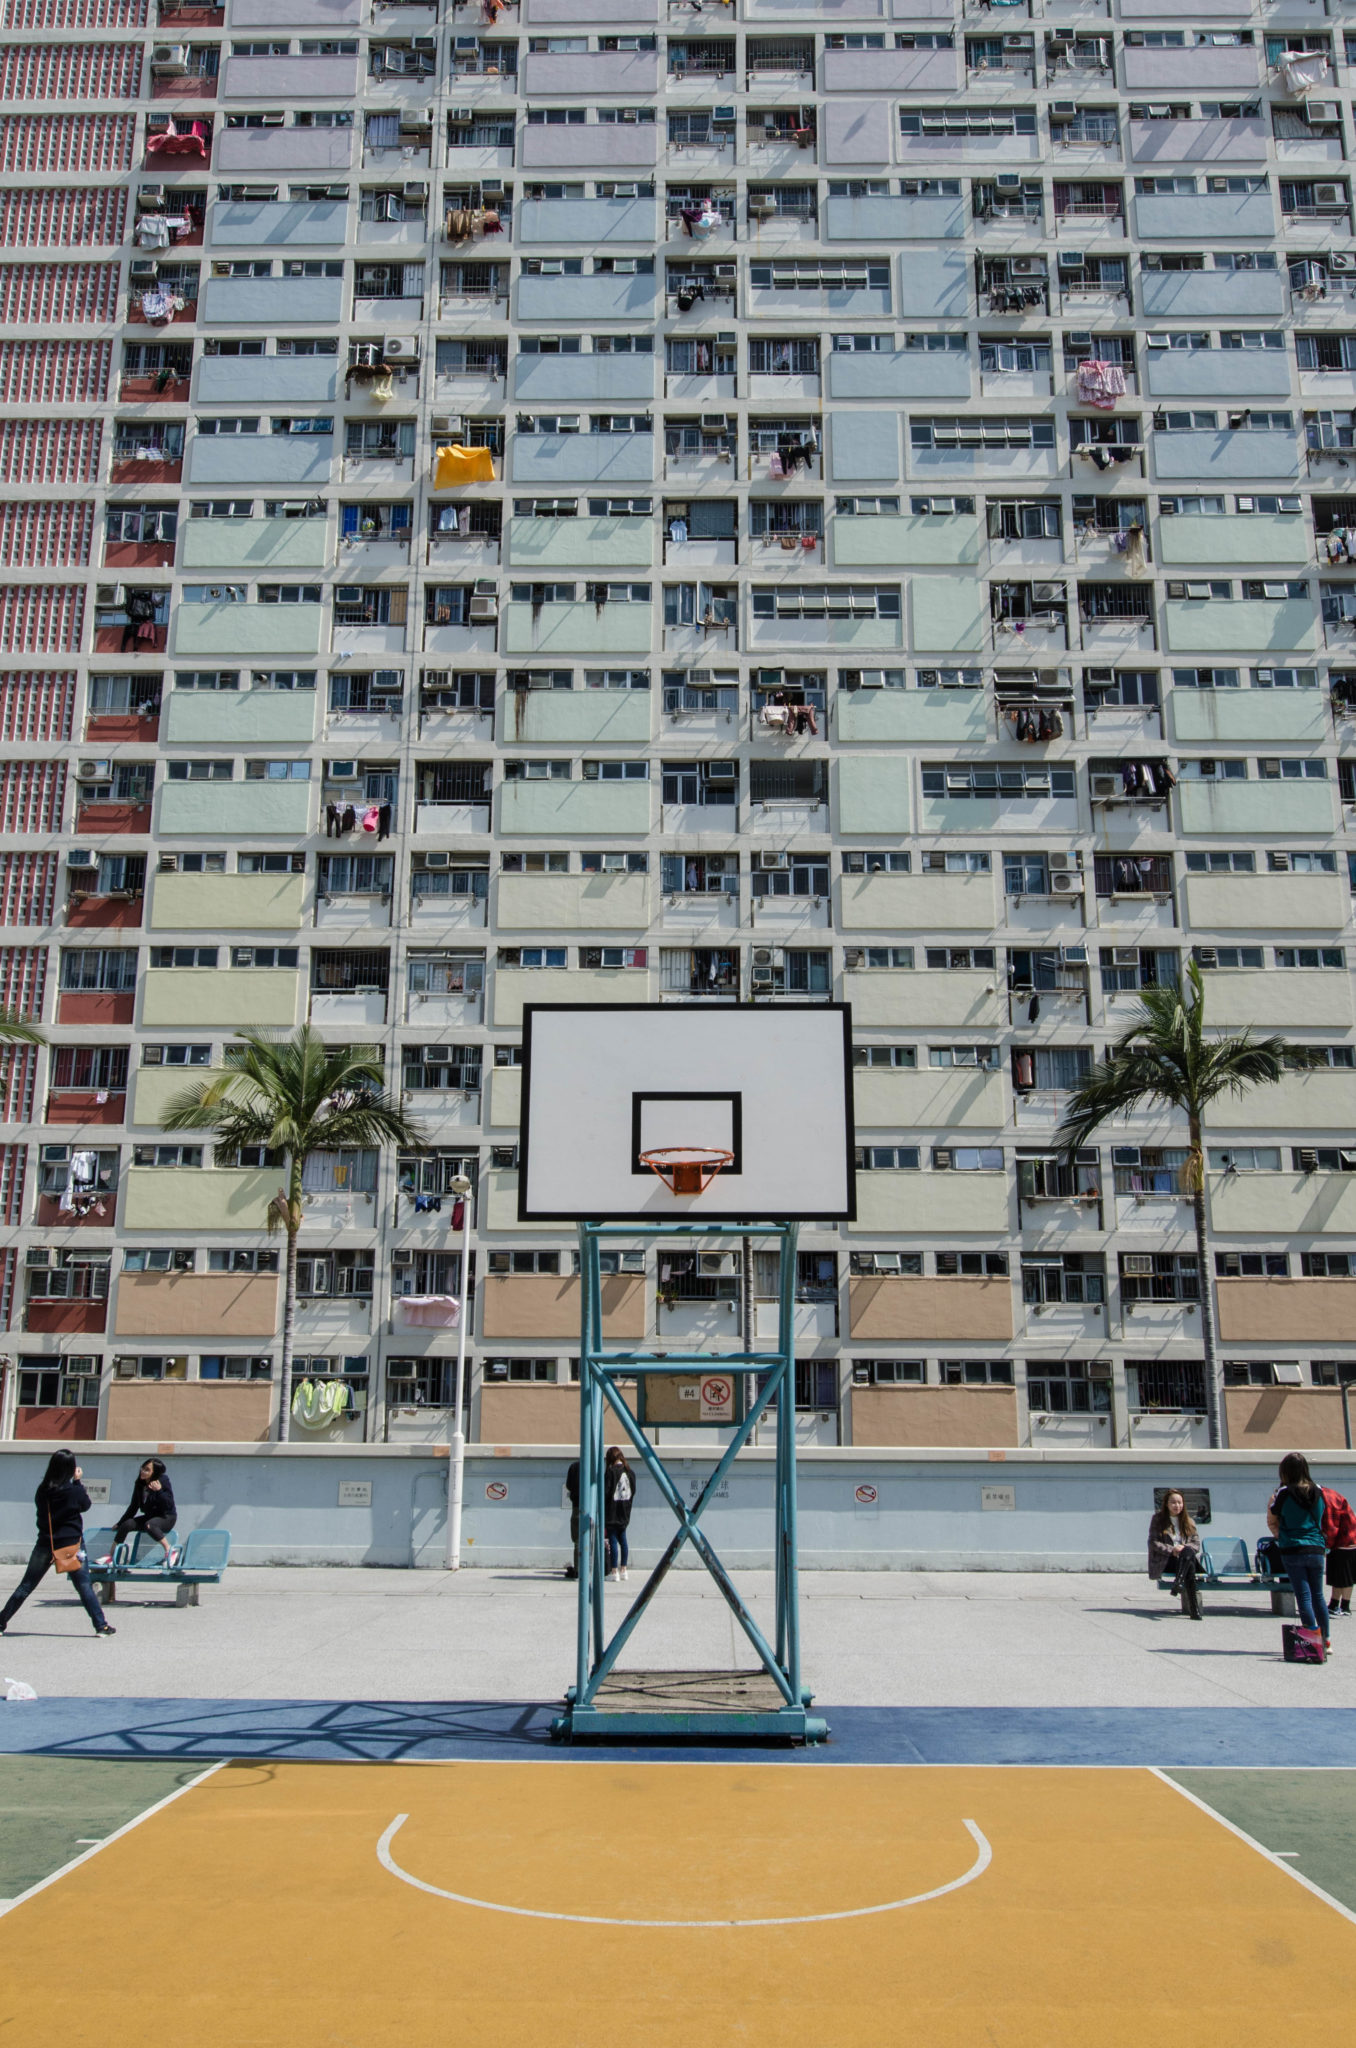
[6,1761,1354,2046]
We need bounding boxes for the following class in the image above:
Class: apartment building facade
[2,0,1355,1454]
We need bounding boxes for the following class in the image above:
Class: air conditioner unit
[1298,1147,1319,1173]
[1307,100,1340,123]
[422,1047,454,1064]
[129,259,160,281]
[759,852,788,869]
[1051,873,1080,894]
[1166,581,1187,600]
[474,578,496,595]
[1315,182,1344,206]
[712,107,735,125]
[752,947,776,967]
[422,851,451,869]
[327,760,360,782]
[1010,257,1037,276]
[700,414,727,430]
[67,849,97,867]
[1032,583,1065,604]
[412,36,437,50]
[468,596,498,620]
[699,1252,736,1276]
[383,337,419,363]
[405,110,434,129]
[1058,251,1085,270]
[714,263,737,279]
[151,43,188,73]
[1091,774,1119,798]
[704,760,737,781]
[933,1149,953,1170]
[748,196,776,217]
[351,341,381,369]
[392,1247,414,1265]
[431,415,463,438]
[995,172,1021,190]
[137,184,164,205]
[1270,851,1291,871]
[843,948,863,969]
[1330,253,1356,275]
[1003,35,1028,49]
[1048,852,1079,873]
[76,760,111,781]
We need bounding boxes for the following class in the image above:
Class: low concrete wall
[3,1445,1353,1572]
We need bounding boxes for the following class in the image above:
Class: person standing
[107,1457,178,1567]
[603,1445,636,1583]
[1322,1482,1356,1620]
[1267,1452,1331,1656]
[0,1449,115,1637]
[563,1458,580,1580]
[1148,1489,1203,1619]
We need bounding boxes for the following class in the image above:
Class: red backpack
[1321,1488,1356,1550]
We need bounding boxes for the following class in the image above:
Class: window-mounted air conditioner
[1051,872,1081,894]
[129,259,160,281]
[759,851,788,869]
[1050,102,1076,121]
[1032,583,1065,604]
[700,414,727,430]
[405,109,434,129]
[1329,253,1356,275]
[137,185,164,206]
[67,849,97,867]
[1058,251,1085,271]
[151,44,189,73]
[1298,1147,1319,1172]
[422,851,451,868]
[699,1252,737,1276]
[474,578,496,594]
[933,1149,954,1170]
[1048,852,1079,873]
[392,1247,414,1265]
[76,760,111,782]
[995,172,1021,190]
[468,595,498,620]
[327,760,360,781]
[384,337,419,363]
[1091,773,1119,798]
[748,195,776,217]
[1315,183,1344,206]
[432,415,463,438]
[704,760,737,781]
[1166,581,1188,599]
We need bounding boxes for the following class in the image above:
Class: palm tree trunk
[277,1161,303,1444]
[1189,1116,1222,1450]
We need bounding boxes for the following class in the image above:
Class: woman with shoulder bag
[0,1448,115,1636]
[1148,1489,1204,1619]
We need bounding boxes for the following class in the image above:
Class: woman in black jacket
[603,1445,637,1583]
[107,1457,178,1566]
[0,1449,115,1636]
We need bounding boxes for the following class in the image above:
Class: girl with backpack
[1323,1484,1356,1620]
[603,1445,637,1584]
[1266,1453,1330,1656]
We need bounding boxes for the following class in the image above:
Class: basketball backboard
[518,1003,856,1221]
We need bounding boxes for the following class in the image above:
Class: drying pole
[446,1174,474,1569]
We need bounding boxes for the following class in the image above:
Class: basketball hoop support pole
[557,1218,824,1744]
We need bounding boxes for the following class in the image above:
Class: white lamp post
[446,1173,473,1569]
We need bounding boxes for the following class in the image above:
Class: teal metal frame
[554,1218,827,1743]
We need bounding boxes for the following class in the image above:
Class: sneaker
[95,1624,116,1637]
[606,1569,619,1582]
[620,1568,629,1581]
[93,1555,114,1568]
[163,1547,180,1569]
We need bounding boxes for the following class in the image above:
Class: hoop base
[639,1146,734,1196]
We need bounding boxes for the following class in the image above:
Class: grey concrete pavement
[2,1566,1351,1709]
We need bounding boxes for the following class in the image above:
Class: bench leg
[1270,1585,1298,1617]
[175,1582,192,1607]
[97,1581,115,1605]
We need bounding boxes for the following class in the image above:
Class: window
[1119,1252,1199,1303]
[852,1046,916,1069]
[934,1146,1004,1171]
[166,759,231,782]
[842,852,911,874]
[487,1251,561,1276]
[206,1249,280,1274]
[929,1045,998,1069]
[497,947,567,970]
[244,760,309,781]
[855,1147,921,1171]
[922,764,1075,799]
[232,946,300,970]
[852,948,915,970]
[936,1252,1009,1277]
[60,950,137,993]
[131,1144,203,1169]
[149,946,218,969]
[850,1252,923,1275]
[1208,1147,1281,1171]
[1193,946,1264,969]
[199,1356,273,1381]
[484,1358,559,1383]
[940,1359,1013,1385]
[1274,948,1344,969]
[296,1252,373,1299]
[1215,1252,1289,1278]
[52,1047,129,1093]
[853,1359,925,1384]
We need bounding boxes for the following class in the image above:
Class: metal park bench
[85,1527,231,1608]
[1158,1536,1296,1617]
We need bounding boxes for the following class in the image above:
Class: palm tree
[0,1010,43,1045]
[1056,961,1288,1449]
[164,1028,421,1441]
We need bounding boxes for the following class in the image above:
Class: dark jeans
[0,1540,107,1632]
[1167,1548,1199,1591]
[606,1527,629,1572]
[113,1514,176,1548]
[1284,1553,1330,1641]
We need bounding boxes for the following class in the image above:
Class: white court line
[1151,1768,1356,1928]
[376,1812,991,1928]
[0,1759,227,1921]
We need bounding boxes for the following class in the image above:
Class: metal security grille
[0,42,143,99]
[0,585,85,653]
[0,186,126,246]
[0,114,136,173]
[0,1043,37,1123]
[0,419,101,484]
[0,339,110,405]
[0,262,119,323]
[0,760,66,832]
[0,1147,27,1229]
[0,947,46,1024]
[0,502,94,568]
[0,673,75,742]
[1,0,148,24]
[0,851,58,925]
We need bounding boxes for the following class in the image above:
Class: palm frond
[161,1026,421,1171]
[0,1009,44,1046]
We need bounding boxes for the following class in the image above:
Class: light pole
[446,1174,473,1569]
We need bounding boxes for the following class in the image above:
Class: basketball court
[1,1744,1354,2043]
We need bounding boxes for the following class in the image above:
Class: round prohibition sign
[484,1480,509,1502]
[701,1376,733,1408]
[854,1483,879,1506]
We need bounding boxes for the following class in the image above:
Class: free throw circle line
[376,1814,991,1928]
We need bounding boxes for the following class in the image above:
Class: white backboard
[518,1004,856,1221]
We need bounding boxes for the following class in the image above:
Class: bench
[85,1527,231,1608]
[1158,1537,1295,1617]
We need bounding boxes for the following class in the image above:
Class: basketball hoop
[639,1146,734,1196]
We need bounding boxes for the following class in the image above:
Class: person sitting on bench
[1149,1490,1203,1619]
[106,1458,179,1568]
